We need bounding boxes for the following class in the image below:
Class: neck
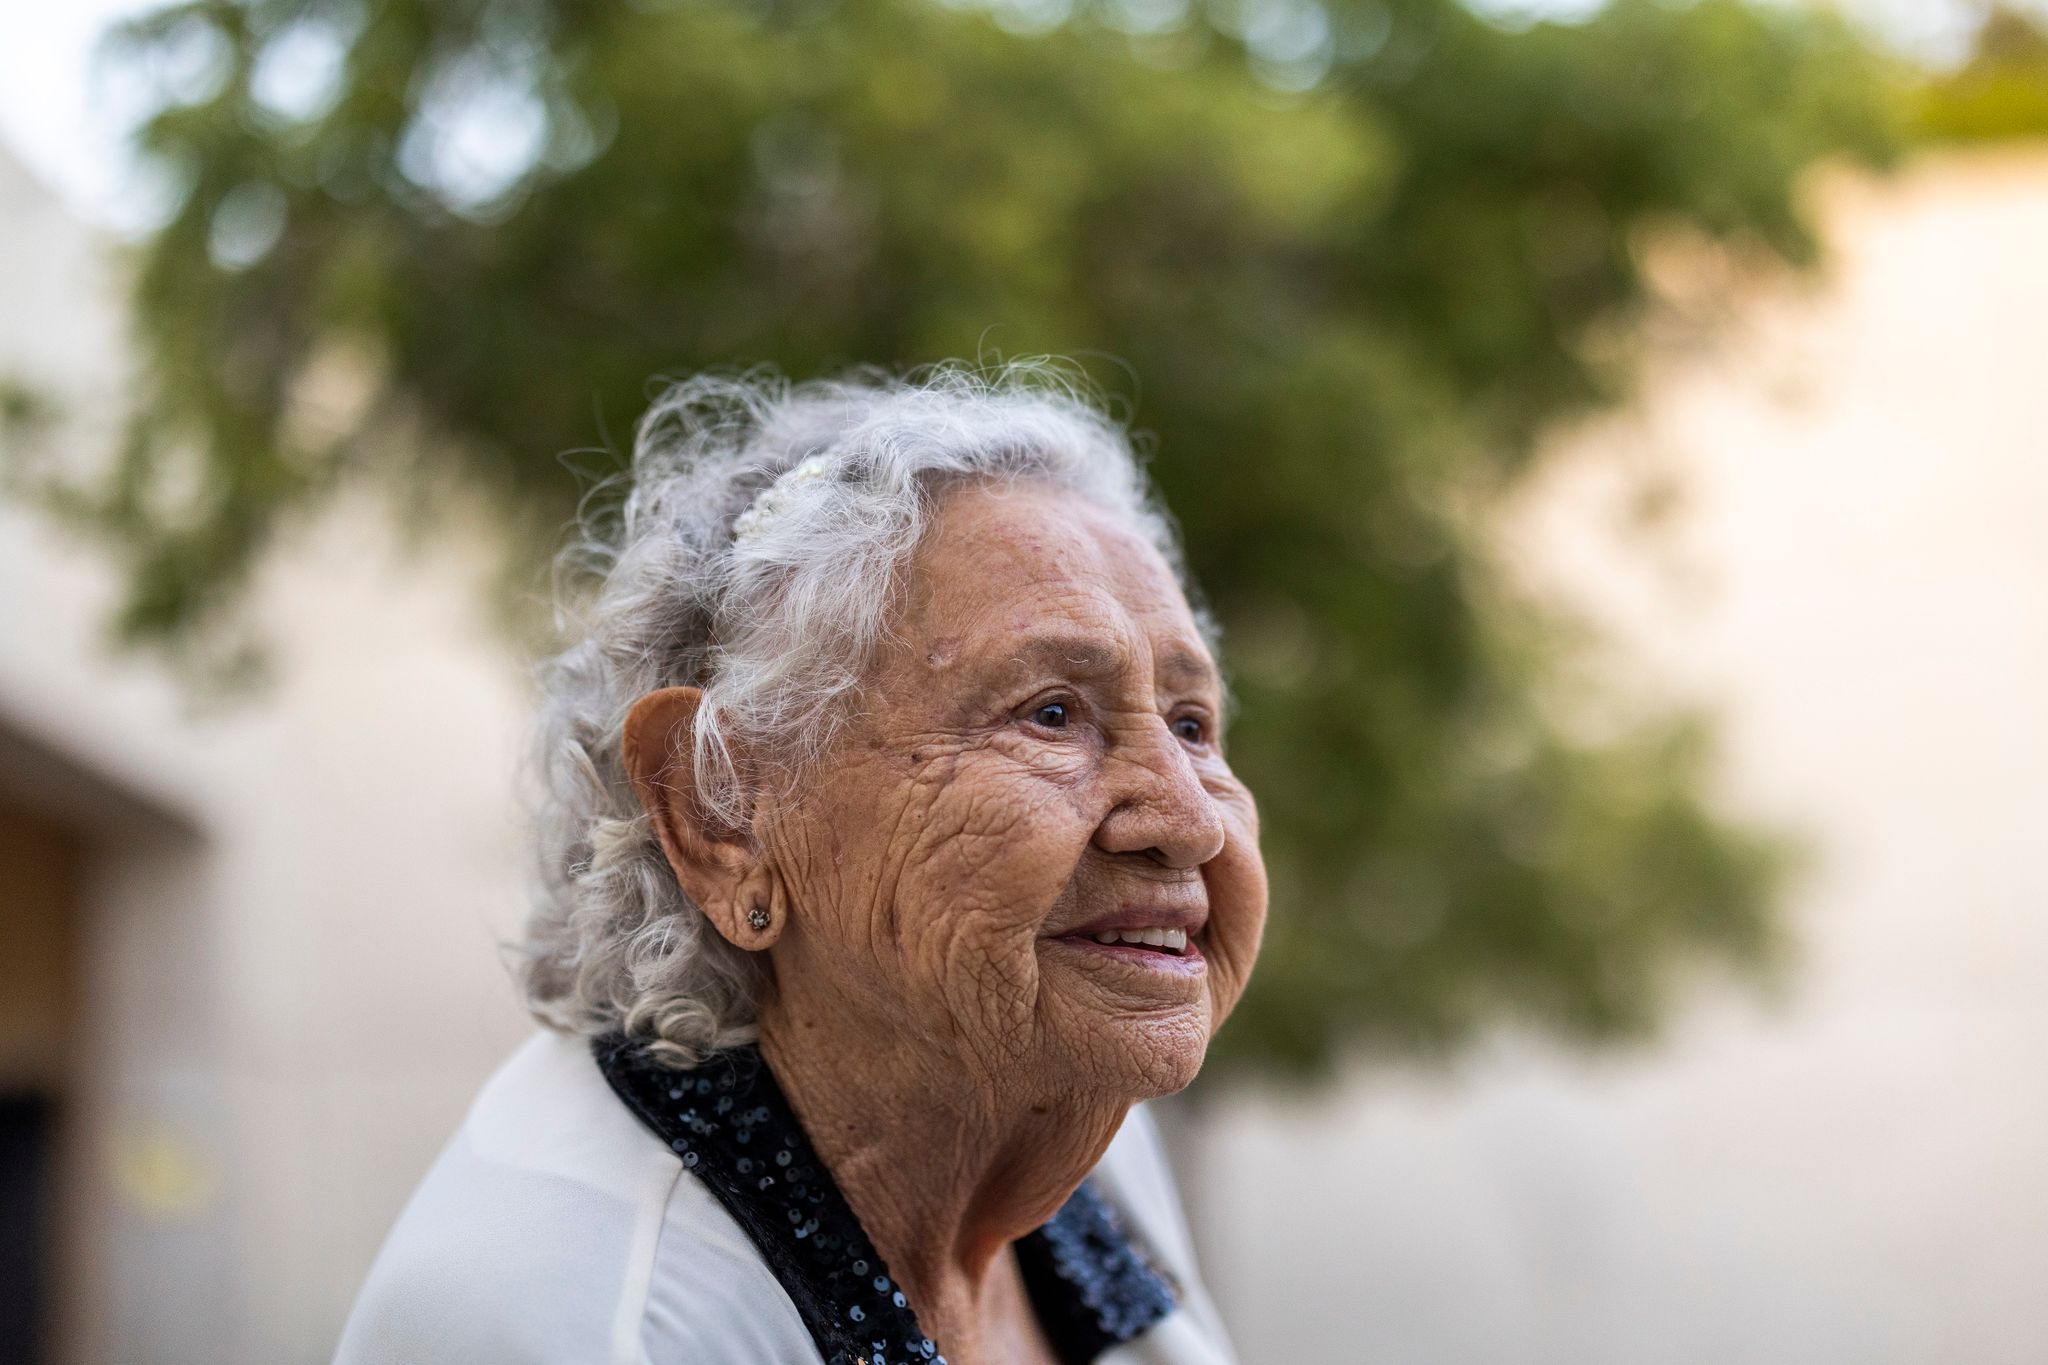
[756,991,1126,1359]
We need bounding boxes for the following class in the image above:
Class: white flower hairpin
[731,453,835,546]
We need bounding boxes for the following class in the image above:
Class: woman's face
[759,481,1266,1104]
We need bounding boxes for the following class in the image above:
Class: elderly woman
[335,363,1267,1365]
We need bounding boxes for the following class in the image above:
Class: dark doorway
[0,802,79,1365]
[0,1092,54,1365]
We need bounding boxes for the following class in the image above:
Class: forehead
[896,481,1207,667]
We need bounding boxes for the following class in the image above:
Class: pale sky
[0,0,164,230]
[0,0,2013,233]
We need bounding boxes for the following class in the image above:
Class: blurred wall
[0,146,533,1363]
[1195,145,2048,1364]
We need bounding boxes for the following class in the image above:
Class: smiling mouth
[1083,926,1189,955]
[1050,924,1207,972]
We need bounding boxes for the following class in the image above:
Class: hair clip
[732,453,836,546]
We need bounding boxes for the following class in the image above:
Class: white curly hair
[516,358,1216,1065]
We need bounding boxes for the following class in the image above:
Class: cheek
[889,768,1102,1063]
[902,766,1096,942]
[873,751,1100,1015]
[1200,795,1268,1021]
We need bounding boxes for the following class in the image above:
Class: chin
[1094,1004,1212,1101]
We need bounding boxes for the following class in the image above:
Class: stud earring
[746,905,771,932]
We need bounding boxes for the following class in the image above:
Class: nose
[1093,717,1227,869]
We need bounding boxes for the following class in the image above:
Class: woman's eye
[1172,715,1208,745]
[1031,701,1069,728]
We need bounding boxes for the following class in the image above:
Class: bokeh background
[1,0,2044,1360]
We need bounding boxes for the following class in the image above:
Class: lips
[1085,925,1190,954]
[1050,905,1208,962]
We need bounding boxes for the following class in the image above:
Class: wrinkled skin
[624,481,1266,1363]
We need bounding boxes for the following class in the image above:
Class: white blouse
[334,1030,1239,1364]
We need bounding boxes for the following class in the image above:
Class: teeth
[1088,927,1189,954]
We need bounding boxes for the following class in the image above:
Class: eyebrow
[1156,645,1219,692]
[991,632,1220,693]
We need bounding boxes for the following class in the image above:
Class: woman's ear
[621,687,783,949]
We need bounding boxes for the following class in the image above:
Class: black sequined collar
[593,1034,1178,1365]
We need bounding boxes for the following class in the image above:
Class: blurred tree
[1917,4,2048,142]
[32,0,1901,1078]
